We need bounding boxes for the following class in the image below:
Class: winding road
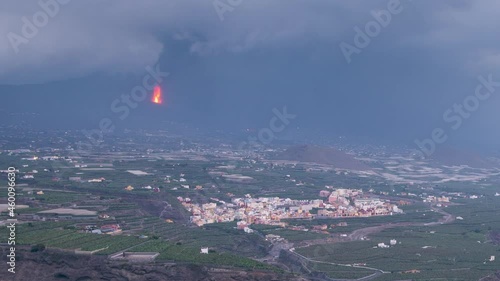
[281,205,456,281]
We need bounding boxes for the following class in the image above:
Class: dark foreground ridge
[0,246,306,281]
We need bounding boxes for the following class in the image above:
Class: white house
[377,243,389,248]
[200,248,209,254]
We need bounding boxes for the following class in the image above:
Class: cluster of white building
[179,196,316,227]
[423,195,451,203]
[179,188,402,227]
[317,189,402,218]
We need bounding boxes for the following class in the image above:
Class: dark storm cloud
[1,0,499,84]
[1,0,500,146]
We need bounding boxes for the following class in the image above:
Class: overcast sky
[1,0,500,149]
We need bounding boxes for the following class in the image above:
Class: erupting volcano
[152,85,163,104]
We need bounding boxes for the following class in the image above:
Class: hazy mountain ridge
[430,147,498,169]
[273,144,370,170]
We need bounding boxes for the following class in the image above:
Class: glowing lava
[152,85,163,104]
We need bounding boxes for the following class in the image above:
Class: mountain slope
[274,145,370,170]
